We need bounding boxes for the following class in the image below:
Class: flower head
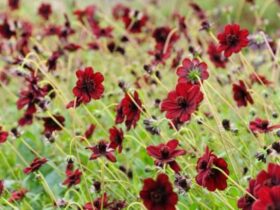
[176,58,209,84]
[140,173,178,210]
[146,139,186,173]
[67,67,104,108]
[38,3,52,20]
[195,147,229,191]
[232,80,254,107]
[63,169,82,188]
[0,126,8,143]
[87,140,116,162]
[249,118,280,134]
[161,82,203,123]
[207,42,227,68]
[109,127,124,153]
[23,157,47,174]
[217,24,249,57]
[115,91,142,130]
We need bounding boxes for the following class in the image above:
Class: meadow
[0,0,280,209]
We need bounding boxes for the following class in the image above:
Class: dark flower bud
[222,119,230,131]
[272,141,280,154]
[174,174,191,194]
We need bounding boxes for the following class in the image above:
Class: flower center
[200,160,208,170]
[226,34,239,46]
[176,96,188,109]
[97,142,107,153]
[188,67,201,81]
[254,34,264,45]
[160,146,170,159]
[82,78,95,93]
[150,189,165,203]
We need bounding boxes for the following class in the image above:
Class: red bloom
[109,126,124,153]
[83,193,110,210]
[123,11,148,33]
[176,58,209,84]
[232,80,254,107]
[140,173,178,210]
[161,82,203,123]
[23,157,47,174]
[255,163,280,189]
[195,147,229,191]
[249,118,280,134]
[115,91,142,130]
[250,73,272,86]
[83,124,96,140]
[8,0,20,10]
[152,26,179,51]
[46,49,63,71]
[38,3,52,20]
[238,179,257,210]
[87,140,116,162]
[252,186,280,210]
[63,169,82,188]
[64,43,81,52]
[207,42,227,68]
[67,67,104,108]
[0,19,16,39]
[217,24,249,57]
[238,163,280,209]
[41,114,65,135]
[8,188,27,203]
[0,126,8,143]
[147,139,186,173]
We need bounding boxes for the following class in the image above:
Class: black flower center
[82,78,95,93]
[200,160,208,170]
[150,189,165,204]
[176,97,188,109]
[226,34,239,46]
[160,146,170,159]
[98,142,107,153]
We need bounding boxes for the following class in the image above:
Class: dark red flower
[83,124,96,140]
[0,126,8,144]
[146,139,186,173]
[217,24,249,57]
[176,58,209,84]
[108,200,126,210]
[8,0,20,10]
[109,127,124,153]
[195,147,229,191]
[161,82,203,123]
[249,73,272,86]
[87,140,116,162]
[122,10,148,33]
[46,49,64,71]
[23,157,47,174]
[64,43,81,52]
[207,42,227,68]
[41,114,65,135]
[0,19,16,39]
[115,91,142,130]
[152,26,179,51]
[18,113,33,126]
[63,169,82,188]
[237,179,257,210]
[232,80,254,107]
[252,186,280,210]
[83,193,110,210]
[249,118,280,134]
[140,173,178,210]
[38,3,52,20]
[8,188,27,203]
[67,67,104,108]
[255,163,280,189]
